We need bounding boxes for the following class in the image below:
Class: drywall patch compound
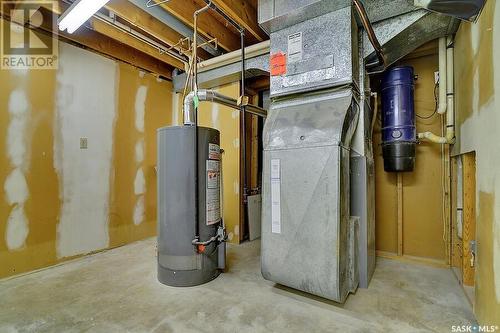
[54,43,116,258]
[4,88,31,250]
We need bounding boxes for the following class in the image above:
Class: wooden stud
[450,157,463,270]
[250,114,259,190]
[462,153,476,286]
[397,173,404,256]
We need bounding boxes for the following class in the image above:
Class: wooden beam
[40,1,184,69]
[397,173,404,256]
[60,26,174,79]
[450,157,463,270]
[159,0,241,51]
[105,0,210,60]
[1,4,173,78]
[462,153,476,286]
[210,0,267,41]
[90,19,185,69]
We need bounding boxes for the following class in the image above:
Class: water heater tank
[157,126,223,286]
[381,66,416,172]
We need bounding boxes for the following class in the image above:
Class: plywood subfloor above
[0,239,474,332]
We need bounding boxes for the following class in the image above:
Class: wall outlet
[80,137,88,149]
[434,71,440,84]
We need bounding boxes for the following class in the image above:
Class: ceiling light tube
[58,0,110,34]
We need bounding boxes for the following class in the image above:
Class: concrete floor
[0,238,475,333]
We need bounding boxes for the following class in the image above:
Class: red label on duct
[270,52,286,76]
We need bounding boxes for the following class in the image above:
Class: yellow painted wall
[374,51,447,261]
[0,40,172,279]
[453,0,500,326]
[173,83,242,244]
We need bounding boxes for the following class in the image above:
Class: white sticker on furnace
[206,160,221,225]
[287,32,303,63]
[271,159,281,234]
[208,143,220,160]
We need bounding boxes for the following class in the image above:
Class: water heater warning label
[271,159,281,234]
[208,143,220,160]
[206,160,221,225]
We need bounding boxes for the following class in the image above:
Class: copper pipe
[353,0,385,69]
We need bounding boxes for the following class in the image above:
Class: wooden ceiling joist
[41,0,185,70]
[89,19,186,69]
[209,0,267,42]
[59,25,174,79]
[3,0,270,74]
[105,0,211,60]
[158,0,241,51]
[1,3,173,78]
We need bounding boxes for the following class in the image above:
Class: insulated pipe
[183,90,267,125]
[418,36,455,144]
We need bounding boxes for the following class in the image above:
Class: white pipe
[183,89,267,125]
[418,36,455,144]
[197,41,270,73]
[445,35,455,142]
[437,37,447,115]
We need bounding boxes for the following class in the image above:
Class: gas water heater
[157,126,226,287]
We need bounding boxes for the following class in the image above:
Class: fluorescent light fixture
[58,0,110,34]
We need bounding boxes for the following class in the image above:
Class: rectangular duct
[261,89,360,302]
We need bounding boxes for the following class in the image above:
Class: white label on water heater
[287,32,303,63]
[206,160,221,225]
[271,159,281,234]
[208,143,220,160]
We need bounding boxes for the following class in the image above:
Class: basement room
[0,0,499,332]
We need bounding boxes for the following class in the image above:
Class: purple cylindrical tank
[381,66,416,172]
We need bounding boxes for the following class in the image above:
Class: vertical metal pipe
[240,30,247,206]
[192,3,211,242]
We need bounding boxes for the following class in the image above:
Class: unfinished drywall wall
[453,0,500,325]
[55,43,117,258]
[109,64,171,247]
[0,37,172,279]
[374,49,447,262]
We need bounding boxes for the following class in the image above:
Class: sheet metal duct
[260,2,365,303]
[173,0,459,92]
[262,89,361,302]
[414,0,487,22]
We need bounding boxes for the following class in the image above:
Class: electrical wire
[416,82,439,120]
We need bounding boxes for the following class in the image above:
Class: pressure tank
[157,126,224,286]
[381,66,416,172]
